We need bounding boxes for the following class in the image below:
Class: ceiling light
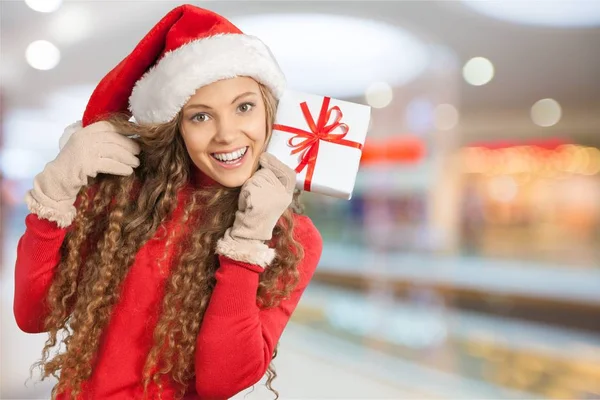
[461,0,600,28]
[463,57,494,86]
[25,0,62,13]
[25,40,61,70]
[365,82,393,108]
[232,14,430,98]
[531,98,561,127]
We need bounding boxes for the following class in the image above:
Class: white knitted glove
[216,153,296,267]
[25,120,141,227]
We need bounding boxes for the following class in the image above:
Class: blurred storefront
[459,140,600,267]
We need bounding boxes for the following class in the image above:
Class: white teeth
[213,147,247,162]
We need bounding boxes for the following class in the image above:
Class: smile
[210,146,249,169]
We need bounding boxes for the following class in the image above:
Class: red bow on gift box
[273,97,363,191]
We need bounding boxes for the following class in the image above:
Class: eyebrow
[184,91,258,111]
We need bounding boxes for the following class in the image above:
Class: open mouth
[210,146,249,166]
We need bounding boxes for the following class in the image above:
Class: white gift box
[266,90,371,200]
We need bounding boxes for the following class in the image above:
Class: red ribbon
[273,97,363,191]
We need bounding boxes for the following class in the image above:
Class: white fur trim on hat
[59,120,83,150]
[129,33,286,124]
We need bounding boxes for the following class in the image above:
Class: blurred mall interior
[1,1,600,399]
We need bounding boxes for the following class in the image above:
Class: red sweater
[13,183,323,399]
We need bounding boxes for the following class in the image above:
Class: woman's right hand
[24,120,141,227]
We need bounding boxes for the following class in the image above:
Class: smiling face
[179,77,270,188]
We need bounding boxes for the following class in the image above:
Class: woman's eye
[191,113,209,123]
[238,102,255,113]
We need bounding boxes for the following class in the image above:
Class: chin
[214,172,252,188]
[219,179,246,188]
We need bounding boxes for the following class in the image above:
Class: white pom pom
[59,120,83,150]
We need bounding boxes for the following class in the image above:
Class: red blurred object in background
[361,135,426,165]
[468,137,569,150]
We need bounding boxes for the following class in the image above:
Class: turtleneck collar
[190,165,220,189]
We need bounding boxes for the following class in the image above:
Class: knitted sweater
[13,178,323,399]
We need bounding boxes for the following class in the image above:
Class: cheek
[181,129,210,155]
[245,118,268,146]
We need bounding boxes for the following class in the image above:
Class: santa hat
[61,4,285,146]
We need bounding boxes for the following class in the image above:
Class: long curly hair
[31,84,304,399]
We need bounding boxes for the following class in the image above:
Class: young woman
[13,4,322,399]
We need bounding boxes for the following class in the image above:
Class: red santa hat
[61,4,285,145]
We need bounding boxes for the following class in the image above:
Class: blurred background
[1,0,600,399]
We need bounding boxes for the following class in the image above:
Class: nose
[213,117,239,144]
